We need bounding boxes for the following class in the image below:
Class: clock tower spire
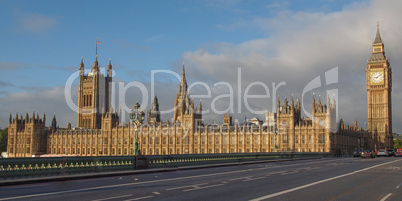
[366,21,393,150]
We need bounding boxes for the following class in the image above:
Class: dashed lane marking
[92,194,132,201]
[166,183,209,191]
[124,195,154,201]
[183,184,225,192]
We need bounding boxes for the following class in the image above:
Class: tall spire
[108,58,112,70]
[51,113,57,130]
[80,57,84,69]
[374,20,382,44]
[92,55,99,72]
[312,93,315,105]
[318,94,322,106]
[182,61,185,78]
[291,95,294,111]
[79,57,84,75]
[179,62,188,94]
[107,58,112,77]
[277,96,280,111]
[370,21,386,61]
[199,100,202,113]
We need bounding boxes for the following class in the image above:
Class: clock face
[370,71,384,84]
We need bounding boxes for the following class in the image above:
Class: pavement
[1,157,401,201]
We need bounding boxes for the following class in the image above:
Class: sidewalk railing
[0,152,328,180]
[148,152,328,168]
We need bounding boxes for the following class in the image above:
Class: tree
[394,138,402,149]
[0,128,7,153]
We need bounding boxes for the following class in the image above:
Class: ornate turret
[277,96,280,111]
[79,57,84,75]
[107,58,112,77]
[92,55,100,72]
[199,100,202,113]
[369,21,386,61]
[312,93,315,108]
[173,63,202,126]
[291,95,294,112]
[51,114,57,130]
[327,94,330,107]
[296,97,301,110]
[374,21,382,44]
[354,118,358,131]
[179,62,188,94]
[332,94,336,109]
[148,96,161,123]
[318,95,322,107]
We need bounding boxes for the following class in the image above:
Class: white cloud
[3,0,402,134]
[0,86,77,129]
[18,13,59,33]
[183,0,402,132]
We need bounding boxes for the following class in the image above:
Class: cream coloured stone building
[7,25,390,157]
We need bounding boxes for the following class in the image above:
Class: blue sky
[0,0,354,88]
[1,0,402,133]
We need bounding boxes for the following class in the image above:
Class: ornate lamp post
[130,100,145,155]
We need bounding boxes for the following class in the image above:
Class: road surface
[0,157,401,201]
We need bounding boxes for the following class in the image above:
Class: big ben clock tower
[366,22,393,150]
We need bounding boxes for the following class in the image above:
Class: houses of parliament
[6,25,393,157]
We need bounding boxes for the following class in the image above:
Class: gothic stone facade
[7,25,390,157]
[7,62,367,157]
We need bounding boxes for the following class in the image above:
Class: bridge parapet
[0,152,328,180]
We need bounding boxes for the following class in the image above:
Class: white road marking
[92,194,132,201]
[0,158,345,200]
[265,171,286,176]
[183,183,225,192]
[300,167,321,171]
[244,176,267,181]
[124,195,154,201]
[249,159,402,201]
[380,193,392,201]
[152,192,160,195]
[166,183,209,191]
[280,171,299,175]
[229,176,250,181]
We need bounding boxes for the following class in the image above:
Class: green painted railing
[0,156,137,179]
[0,152,328,180]
[147,152,329,168]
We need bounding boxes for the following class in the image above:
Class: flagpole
[96,37,98,56]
